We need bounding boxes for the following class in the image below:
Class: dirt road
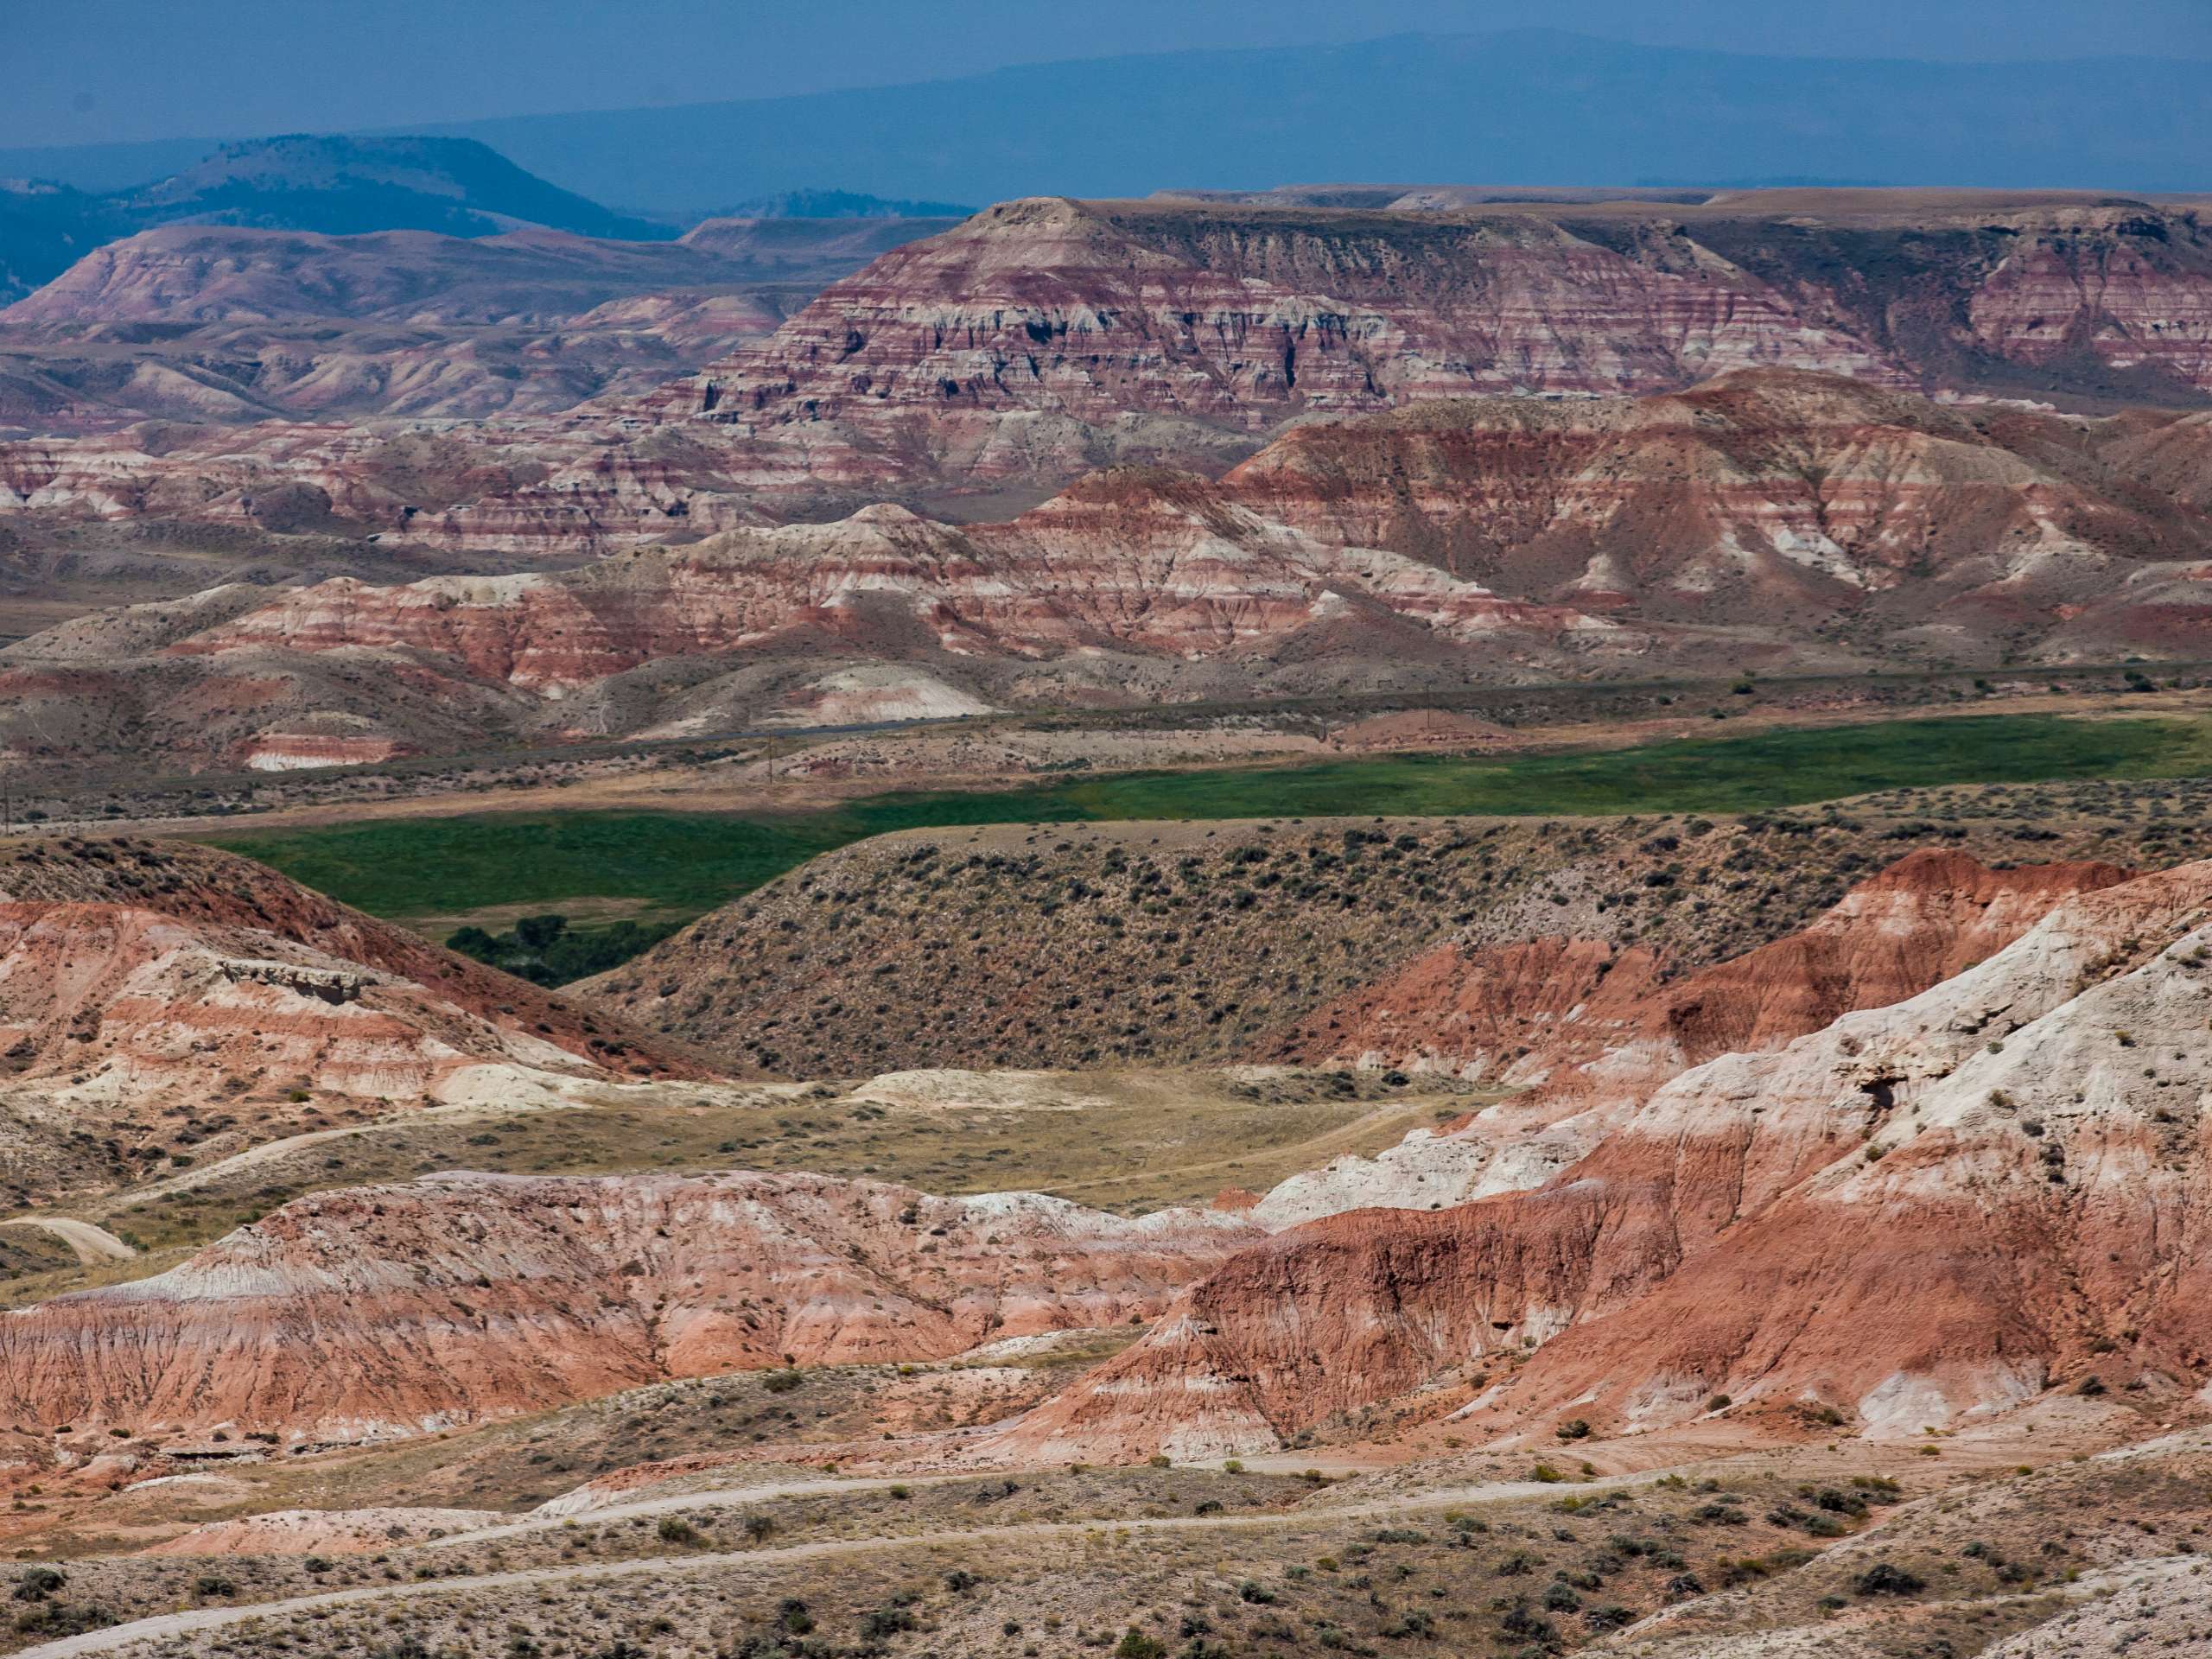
[15,1469,1668,1657]
[0,1216,135,1265]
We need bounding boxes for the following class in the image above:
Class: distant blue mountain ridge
[2,29,2204,218]
[413,29,2212,210]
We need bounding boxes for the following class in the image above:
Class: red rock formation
[0,220,953,430]
[1255,851,2133,1229]
[240,732,410,771]
[1271,936,1668,1083]
[1965,213,2212,393]
[647,197,1902,493]
[1274,849,2133,1083]
[1217,372,2212,626]
[0,836,704,1200]
[1623,849,2136,1064]
[14,365,2211,768]
[995,858,2211,1459]
[11,193,2212,554]
[650,196,2212,493]
[0,1171,1259,1442]
[5,468,1675,766]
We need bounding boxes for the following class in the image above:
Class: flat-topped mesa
[645,197,1908,467]
[986,856,2212,1462]
[654,195,2212,448]
[0,1170,1261,1444]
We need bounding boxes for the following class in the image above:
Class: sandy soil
[0,1217,136,1264]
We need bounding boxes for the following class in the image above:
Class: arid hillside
[584,780,2212,1077]
[1218,372,2212,658]
[9,368,2209,769]
[0,1168,1255,1441]
[994,855,2212,1462]
[3,177,2212,1659]
[1269,847,2132,1081]
[0,215,957,431]
[0,835,699,1204]
[0,798,2207,1655]
[7,189,2212,578]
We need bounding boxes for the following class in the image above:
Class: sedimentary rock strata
[995,859,2212,1459]
[10,369,2209,768]
[0,1170,1257,1441]
[0,836,700,1199]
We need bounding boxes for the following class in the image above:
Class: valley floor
[2,705,2211,1659]
[5,1420,2206,1659]
[174,689,2212,983]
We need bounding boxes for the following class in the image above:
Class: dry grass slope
[586,779,2212,1076]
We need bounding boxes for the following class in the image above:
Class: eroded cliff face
[656,198,2212,493]
[1271,850,2133,1085]
[0,1171,1259,1442]
[7,194,2211,562]
[1216,372,2212,632]
[1961,213,2212,393]
[653,199,1904,486]
[0,837,702,1200]
[0,470,1675,768]
[10,369,2211,770]
[991,859,2212,1460]
[0,837,695,1073]
[3,842,2204,1467]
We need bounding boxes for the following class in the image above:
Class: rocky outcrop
[1250,849,2133,1225]
[994,859,2212,1459]
[10,192,2212,556]
[0,836,702,1199]
[1963,213,2212,396]
[1216,372,2212,640]
[213,958,367,1002]
[1273,849,2133,1083]
[240,732,410,771]
[12,365,2212,769]
[1247,853,2136,1226]
[0,1170,1259,1442]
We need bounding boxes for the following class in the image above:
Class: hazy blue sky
[11,0,2212,149]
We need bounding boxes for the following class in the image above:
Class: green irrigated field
[209,711,2212,961]
[1057,709,2212,820]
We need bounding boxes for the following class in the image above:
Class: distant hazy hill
[116,135,667,240]
[410,29,2209,210]
[0,134,668,302]
[0,181,132,302]
[713,189,976,219]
